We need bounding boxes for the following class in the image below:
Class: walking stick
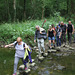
[42,19,46,28]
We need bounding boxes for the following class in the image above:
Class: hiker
[47,25,56,49]
[60,22,67,45]
[74,28,75,43]
[67,21,74,44]
[51,24,55,30]
[34,26,46,56]
[5,37,31,75]
[55,24,62,46]
[51,24,56,35]
[58,22,61,27]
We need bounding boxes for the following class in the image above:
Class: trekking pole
[42,19,46,28]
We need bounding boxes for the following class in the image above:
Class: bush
[0,18,70,45]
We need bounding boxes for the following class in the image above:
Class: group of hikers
[4,20,75,75]
[34,21,75,56]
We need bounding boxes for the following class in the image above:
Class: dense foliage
[0,17,73,45]
[0,0,75,45]
[0,0,75,23]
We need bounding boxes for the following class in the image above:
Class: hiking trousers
[56,36,61,46]
[37,38,45,53]
[74,32,75,42]
[68,32,72,44]
[61,32,66,44]
[13,57,27,74]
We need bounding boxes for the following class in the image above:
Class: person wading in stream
[5,37,31,75]
[47,25,56,49]
[34,26,46,56]
[67,21,74,44]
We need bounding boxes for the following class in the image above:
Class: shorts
[48,37,55,40]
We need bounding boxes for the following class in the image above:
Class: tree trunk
[42,7,44,20]
[7,0,11,22]
[67,0,69,14]
[31,0,35,19]
[13,0,16,22]
[71,0,74,14]
[24,0,26,19]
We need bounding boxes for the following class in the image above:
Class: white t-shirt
[13,41,28,58]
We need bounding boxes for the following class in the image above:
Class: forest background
[0,0,75,45]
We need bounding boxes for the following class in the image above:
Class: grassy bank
[0,18,74,46]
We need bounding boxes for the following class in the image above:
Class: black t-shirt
[67,24,73,33]
[48,30,54,37]
[60,24,66,33]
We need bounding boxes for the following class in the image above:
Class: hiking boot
[13,73,16,75]
[25,67,27,71]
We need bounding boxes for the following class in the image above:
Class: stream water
[0,46,75,75]
[28,52,75,75]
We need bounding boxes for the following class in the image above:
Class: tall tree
[24,0,26,19]
[13,0,16,22]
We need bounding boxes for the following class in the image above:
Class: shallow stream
[0,47,75,75]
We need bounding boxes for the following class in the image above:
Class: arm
[25,43,28,49]
[59,28,62,38]
[34,31,37,43]
[47,29,49,37]
[66,25,67,34]
[72,25,74,34]
[59,32,62,38]
[54,30,56,36]
[5,43,14,48]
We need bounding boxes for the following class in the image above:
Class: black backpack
[14,42,25,50]
[41,31,47,40]
[61,25,66,32]
[14,42,32,51]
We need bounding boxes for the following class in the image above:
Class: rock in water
[56,64,65,70]
[61,44,65,47]
[43,53,48,57]
[48,50,51,53]
[69,47,75,50]
[56,47,61,51]
[34,46,37,49]
[38,56,44,61]
[25,69,31,73]
[19,64,24,70]
[65,45,69,48]
[19,63,30,73]
[32,59,35,62]
[29,63,36,67]
[48,49,57,53]
[36,49,39,51]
